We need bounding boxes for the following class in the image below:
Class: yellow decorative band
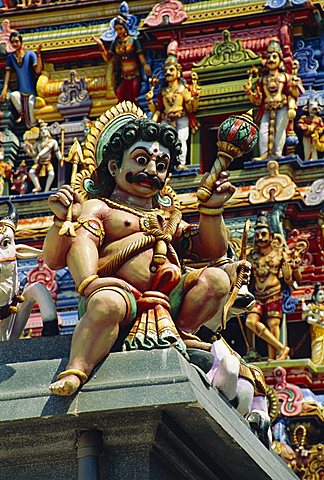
[77,274,99,296]
[198,205,224,216]
[75,217,105,246]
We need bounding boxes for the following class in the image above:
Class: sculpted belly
[98,232,155,291]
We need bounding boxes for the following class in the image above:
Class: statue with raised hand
[43,101,255,396]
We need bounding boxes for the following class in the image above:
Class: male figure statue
[24,121,62,192]
[43,103,247,396]
[0,32,42,128]
[297,98,324,161]
[146,41,199,170]
[244,38,303,160]
[246,212,301,360]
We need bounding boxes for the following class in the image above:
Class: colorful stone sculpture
[43,101,252,396]
[302,283,324,365]
[249,160,297,204]
[297,98,324,160]
[92,2,151,104]
[246,212,301,360]
[146,41,200,169]
[0,202,58,341]
[0,32,42,128]
[23,120,62,193]
[244,38,304,160]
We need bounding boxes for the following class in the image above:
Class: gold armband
[198,205,224,216]
[77,274,99,296]
[75,217,105,246]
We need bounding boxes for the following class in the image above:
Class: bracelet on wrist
[198,204,224,216]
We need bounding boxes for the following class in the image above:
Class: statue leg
[26,94,36,128]
[45,168,55,191]
[207,339,240,403]
[10,91,23,119]
[257,111,270,160]
[176,267,231,333]
[273,107,289,157]
[49,289,128,396]
[176,116,189,167]
[11,283,58,339]
[266,315,289,360]
[29,168,42,192]
[303,137,312,161]
[245,312,288,360]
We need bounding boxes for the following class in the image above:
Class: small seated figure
[145,41,200,170]
[24,120,62,193]
[297,98,324,160]
[0,32,42,128]
[302,283,324,365]
[0,19,16,56]
[244,39,303,160]
[11,160,29,195]
[43,102,250,396]
[246,212,301,360]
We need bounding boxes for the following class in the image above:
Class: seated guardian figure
[43,102,250,396]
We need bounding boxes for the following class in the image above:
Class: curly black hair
[91,118,182,197]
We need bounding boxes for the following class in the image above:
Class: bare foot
[277,346,290,361]
[49,374,81,396]
[32,186,42,193]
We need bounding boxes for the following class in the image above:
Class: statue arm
[179,173,235,259]
[244,79,263,106]
[0,69,11,102]
[34,139,56,160]
[35,44,43,75]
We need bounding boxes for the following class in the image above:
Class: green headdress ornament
[83,101,146,168]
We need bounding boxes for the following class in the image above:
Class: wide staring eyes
[1,237,11,248]
[135,156,148,166]
[156,161,167,172]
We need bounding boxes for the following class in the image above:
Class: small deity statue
[246,211,301,360]
[0,32,42,128]
[302,283,324,365]
[58,70,90,105]
[297,98,324,160]
[11,160,29,195]
[43,102,251,396]
[0,145,13,196]
[92,2,151,103]
[24,120,62,193]
[244,38,303,160]
[145,41,200,170]
[0,19,16,56]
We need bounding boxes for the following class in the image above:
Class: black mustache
[125,172,164,190]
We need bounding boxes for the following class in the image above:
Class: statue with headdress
[23,120,62,193]
[92,1,151,103]
[301,283,324,365]
[244,38,304,160]
[43,101,258,396]
[297,98,324,160]
[246,211,301,360]
[145,40,200,170]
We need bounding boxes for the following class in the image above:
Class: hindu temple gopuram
[0,0,323,479]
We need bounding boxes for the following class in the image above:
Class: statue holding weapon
[43,101,257,397]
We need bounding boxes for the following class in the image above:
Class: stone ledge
[0,337,297,480]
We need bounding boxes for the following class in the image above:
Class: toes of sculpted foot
[49,376,81,396]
